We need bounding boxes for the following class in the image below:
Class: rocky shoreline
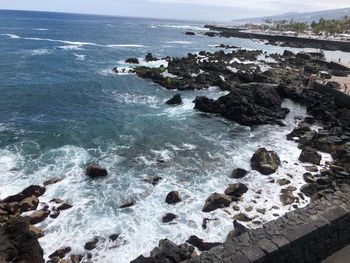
[200,26,350,52]
[1,47,349,262]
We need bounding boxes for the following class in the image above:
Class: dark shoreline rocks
[202,193,232,212]
[250,148,281,175]
[165,191,182,205]
[131,239,196,263]
[0,217,45,263]
[166,94,183,105]
[85,163,108,178]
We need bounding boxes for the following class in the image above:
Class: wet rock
[131,239,196,263]
[109,234,120,242]
[283,50,295,57]
[299,148,322,165]
[227,220,248,240]
[3,185,45,203]
[84,237,99,250]
[143,176,162,186]
[303,173,316,183]
[301,184,318,198]
[194,83,289,126]
[230,168,248,179]
[50,210,60,219]
[304,166,319,172]
[277,179,291,186]
[165,94,183,105]
[287,124,311,140]
[49,247,71,259]
[202,193,231,212]
[29,225,44,238]
[250,148,281,175]
[186,236,221,251]
[185,32,195,35]
[125,58,140,64]
[280,193,296,205]
[232,205,240,211]
[332,142,350,172]
[119,201,135,209]
[50,198,64,204]
[0,217,44,263]
[256,208,266,215]
[296,52,311,60]
[224,183,248,198]
[29,209,50,225]
[85,163,108,178]
[70,254,84,263]
[165,191,181,204]
[145,53,158,62]
[201,218,217,229]
[18,195,40,213]
[57,203,73,211]
[233,213,252,222]
[162,213,177,223]
[43,177,62,187]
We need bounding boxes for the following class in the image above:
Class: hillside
[233,7,350,24]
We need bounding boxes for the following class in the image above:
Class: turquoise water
[0,10,335,262]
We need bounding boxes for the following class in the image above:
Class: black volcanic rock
[165,191,181,204]
[186,236,221,251]
[85,163,108,178]
[202,193,232,212]
[145,53,158,62]
[251,148,281,175]
[162,213,177,223]
[194,83,289,126]
[230,168,249,179]
[299,148,322,165]
[224,183,248,198]
[125,58,140,64]
[131,239,196,263]
[0,217,44,263]
[166,94,183,105]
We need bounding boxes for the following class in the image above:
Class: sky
[0,0,349,21]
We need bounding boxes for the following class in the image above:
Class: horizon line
[0,8,222,24]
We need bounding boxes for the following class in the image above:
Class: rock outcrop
[250,148,281,175]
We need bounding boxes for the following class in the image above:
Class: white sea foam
[111,92,159,106]
[57,45,84,51]
[34,28,48,31]
[31,48,50,56]
[1,33,20,39]
[73,53,86,61]
[157,24,209,31]
[106,44,146,48]
[165,41,193,45]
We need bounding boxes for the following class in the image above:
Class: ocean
[0,10,339,262]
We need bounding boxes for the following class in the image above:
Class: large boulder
[3,185,45,203]
[166,94,182,105]
[224,183,248,198]
[202,193,232,212]
[230,168,248,179]
[165,191,181,205]
[131,239,196,263]
[299,148,322,165]
[145,53,158,62]
[186,236,221,251]
[85,164,108,178]
[250,148,281,175]
[194,83,289,126]
[332,142,350,172]
[0,217,44,263]
[125,58,140,64]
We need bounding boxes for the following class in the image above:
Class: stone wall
[183,188,350,263]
